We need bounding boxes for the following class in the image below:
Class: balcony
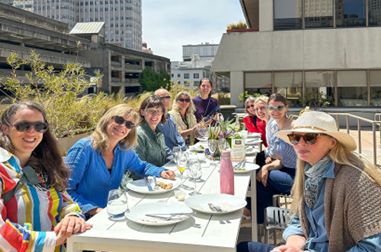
[111,77,122,83]
[125,64,142,71]
[125,79,139,85]
[111,62,122,68]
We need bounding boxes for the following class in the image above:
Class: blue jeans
[257,167,295,223]
[237,241,275,252]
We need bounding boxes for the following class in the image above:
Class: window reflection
[245,72,272,97]
[274,72,303,107]
[337,71,367,107]
[274,0,303,30]
[369,70,381,106]
[304,0,334,28]
[336,0,366,27]
[305,71,335,107]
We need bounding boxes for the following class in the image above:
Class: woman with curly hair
[0,101,91,251]
[65,104,175,217]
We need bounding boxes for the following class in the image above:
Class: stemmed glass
[172,146,181,164]
[177,152,188,188]
[188,159,202,196]
[107,189,128,220]
[196,126,208,142]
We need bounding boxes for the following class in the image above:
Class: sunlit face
[177,94,190,110]
[2,108,44,158]
[246,101,256,116]
[155,89,171,110]
[199,80,212,97]
[292,133,337,166]
[268,100,287,121]
[141,106,163,129]
[106,113,135,143]
[255,101,268,120]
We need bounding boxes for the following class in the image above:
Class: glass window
[274,72,303,107]
[337,71,367,106]
[369,70,381,106]
[304,0,333,28]
[184,73,190,79]
[177,73,180,78]
[305,71,335,107]
[193,73,199,79]
[335,0,365,27]
[245,72,272,96]
[368,0,381,26]
[274,0,302,30]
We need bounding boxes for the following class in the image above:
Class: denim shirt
[283,161,381,251]
[157,113,187,153]
[65,137,166,214]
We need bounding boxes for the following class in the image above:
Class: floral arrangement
[207,118,237,140]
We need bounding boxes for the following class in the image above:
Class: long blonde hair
[171,91,196,116]
[91,104,140,153]
[290,141,381,215]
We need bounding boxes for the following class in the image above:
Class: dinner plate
[245,148,257,156]
[184,194,246,214]
[189,144,207,152]
[245,139,262,145]
[127,177,180,194]
[247,133,262,138]
[125,202,193,226]
[232,162,260,173]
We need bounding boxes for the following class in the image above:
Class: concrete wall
[259,0,273,31]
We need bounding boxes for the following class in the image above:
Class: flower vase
[208,138,227,158]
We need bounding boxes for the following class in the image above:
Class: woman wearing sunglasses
[243,96,269,147]
[255,93,297,224]
[192,78,219,123]
[65,104,175,217]
[169,91,199,146]
[238,111,381,252]
[0,101,91,251]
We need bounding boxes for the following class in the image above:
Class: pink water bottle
[220,151,234,195]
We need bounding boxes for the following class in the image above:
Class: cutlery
[144,177,153,191]
[208,203,223,212]
[153,176,159,190]
[145,212,196,220]
[146,212,196,216]
[233,159,244,168]
[234,159,247,171]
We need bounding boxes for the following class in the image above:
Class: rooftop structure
[183,43,219,61]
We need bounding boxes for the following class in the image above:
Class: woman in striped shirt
[0,102,91,252]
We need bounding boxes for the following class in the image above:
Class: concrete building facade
[212,0,381,115]
[183,43,219,61]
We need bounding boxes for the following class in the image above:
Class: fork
[153,176,159,190]
[208,203,223,212]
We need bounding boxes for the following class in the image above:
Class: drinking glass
[107,189,128,220]
[188,159,202,196]
[177,152,188,188]
[173,146,181,164]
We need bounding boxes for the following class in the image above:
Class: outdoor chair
[264,207,290,245]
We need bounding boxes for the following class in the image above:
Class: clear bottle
[220,151,234,195]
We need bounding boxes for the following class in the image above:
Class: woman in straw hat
[237,111,381,252]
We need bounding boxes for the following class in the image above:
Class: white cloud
[142,0,245,61]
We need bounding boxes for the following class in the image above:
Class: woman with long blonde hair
[238,111,381,252]
[65,104,175,217]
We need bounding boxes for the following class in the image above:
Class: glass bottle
[220,151,234,195]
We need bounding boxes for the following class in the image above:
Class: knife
[146,212,196,216]
[144,177,153,191]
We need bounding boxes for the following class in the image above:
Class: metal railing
[329,113,381,166]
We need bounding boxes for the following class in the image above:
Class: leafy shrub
[227,21,247,30]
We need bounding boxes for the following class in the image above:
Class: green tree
[139,67,171,92]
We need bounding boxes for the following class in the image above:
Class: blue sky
[142,0,245,61]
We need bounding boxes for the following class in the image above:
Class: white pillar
[230,71,244,107]
[259,0,273,32]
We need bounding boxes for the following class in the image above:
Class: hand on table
[256,165,269,187]
[161,170,175,179]
[54,216,93,245]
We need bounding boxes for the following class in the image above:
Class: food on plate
[157,181,173,189]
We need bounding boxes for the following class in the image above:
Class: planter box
[58,132,90,154]
[226,28,259,33]
[220,105,237,120]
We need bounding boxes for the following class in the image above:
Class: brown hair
[0,101,69,192]
[268,93,287,105]
[198,78,213,97]
[91,104,140,153]
[140,95,166,124]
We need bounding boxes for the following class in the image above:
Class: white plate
[184,194,246,214]
[232,162,260,173]
[245,148,258,156]
[245,139,262,145]
[127,177,180,194]
[189,144,207,152]
[247,133,262,138]
[125,202,193,226]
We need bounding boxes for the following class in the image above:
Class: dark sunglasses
[267,105,286,113]
[114,116,135,129]
[12,121,48,133]
[178,98,190,103]
[287,133,327,145]
[160,96,171,100]
[246,104,254,109]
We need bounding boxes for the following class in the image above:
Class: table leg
[251,171,257,242]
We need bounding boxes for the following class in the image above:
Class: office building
[183,43,219,61]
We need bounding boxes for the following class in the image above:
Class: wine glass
[188,159,202,196]
[196,126,208,142]
[172,146,181,164]
[107,189,128,220]
[177,152,188,188]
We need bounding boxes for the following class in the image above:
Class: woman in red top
[243,96,269,147]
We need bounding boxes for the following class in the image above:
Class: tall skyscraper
[30,0,141,50]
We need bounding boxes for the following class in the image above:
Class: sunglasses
[246,104,254,109]
[114,116,135,129]
[287,133,327,145]
[267,105,286,113]
[178,98,190,103]
[159,96,171,100]
[12,121,48,133]
[144,109,164,115]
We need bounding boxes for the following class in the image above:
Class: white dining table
[66,147,259,252]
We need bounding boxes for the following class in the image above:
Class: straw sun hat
[275,111,357,151]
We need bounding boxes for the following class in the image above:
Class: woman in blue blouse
[255,93,297,224]
[65,104,175,217]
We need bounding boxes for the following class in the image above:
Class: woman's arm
[243,116,258,133]
[256,159,283,186]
